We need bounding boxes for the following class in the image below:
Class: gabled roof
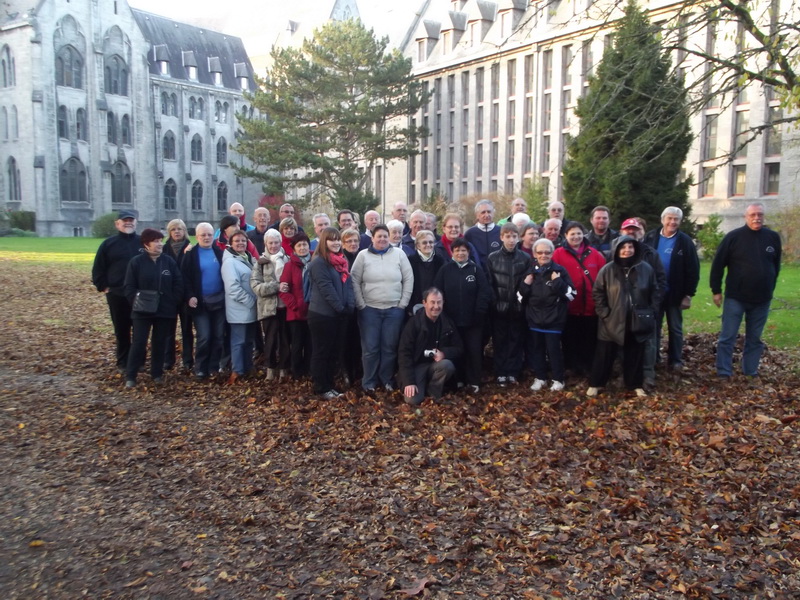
[132,9,254,90]
[475,1,498,21]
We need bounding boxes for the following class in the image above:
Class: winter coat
[709,225,782,305]
[250,253,280,320]
[552,243,606,317]
[433,259,492,328]
[123,253,183,319]
[434,236,483,270]
[351,246,414,311]
[408,252,446,312]
[593,236,661,345]
[279,253,310,321]
[519,261,575,331]
[307,255,355,317]
[163,238,191,269]
[92,231,142,296]
[643,228,701,306]
[464,223,502,265]
[487,246,532,316]
[181,244,224,312]
[397,309,463,387]
[221,250,257,324]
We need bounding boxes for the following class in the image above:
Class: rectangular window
[462,71,470,101]
[524,54,533,94]
[542,50,553,89]
[448,74,455,108]
[506,178,514,194]
[491,103,499,138]
[561,45,573,87]
[476,106,484,140]
[422,150,429,180]
[523,137,533,173]
[734,110,749,158]
[703,114,718,160]
[507,99,516,137]
[561,89,572,129]
[541,135,551,172]
[448,149,454,179]
[476,143,483,177]
[417,40,426,63]
[507,59,516,96]
[581,40,593,82]
[435,114,442,145]
[410,155,416,181]
[491,63,500,100]
[461,181,468,196]
[524,96,533,134]
[443,31,451,55]
[462,108,469,141]
[765,107,782,155]
[423,116,429,147]
[731,165,746,195]
[701,166,716,196]
[476,68,484,102]
[422,81,430,114]
[462,144,469,178]
[763,163,780,194]
[542,93,552,131]
[434,78,442,111]
[435,148,441,180]
[449,111,455,144]
[507,139,515,174]
[491,141,498,176]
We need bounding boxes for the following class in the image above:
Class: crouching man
[398,287,462,405]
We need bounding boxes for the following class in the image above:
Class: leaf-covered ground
[1,262,799,599]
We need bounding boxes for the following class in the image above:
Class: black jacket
[398,309,463,387]
[586,228,619,261]
[181,244,224,311]
[433,259,492,328]
[487,247,532,316]
[124,253,184,319]
[164,238,191,270]
[247,227,270,256]
[92,232,142,296]
[593,236,662,345]
[643,228,700,305]
[307,256,355,317]
[709,225,782,304]
[408,252,446,312]
[519,261,575,331]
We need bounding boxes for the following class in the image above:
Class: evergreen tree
[562,0,693,231]
[235,20,428,216]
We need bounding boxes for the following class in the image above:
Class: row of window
[55,45,129,96]
[154,52,249,91]
[56,106,133,145]
[57,158,132,204]
[160,94,248,123]
[161,132,228,164]
[163,179,229,211]
[700,163,781,197]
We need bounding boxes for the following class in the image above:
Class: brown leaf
[400,577,436,596]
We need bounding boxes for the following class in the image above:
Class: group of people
[92,198,782,404]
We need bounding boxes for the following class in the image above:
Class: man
[618,217,667,389]
[247,207,270,255]
[464,199,501,266]
[398,287,462,406]
[498,197,527,225]
[401,210,427,256]
[309,213,331,252]
[392,201,411,235]
[268,203,297,230]
[359,209,381,250]
[336,209,357,231]
[542,218,563,246]
[643,207,700,372]
[710,203,782,379]
[92,210,142,372]
[182,222,226,379]
[424,212,439,239]
[585,205,619,259]
[547,200,568,236]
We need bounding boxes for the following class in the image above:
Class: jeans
[716,297,771,377]
[404,360,456,405]
[527,330,565,382]
[126,317,172,381]
[165,305,193,369]
[193,307,225,376]
[657,302,685,366]
[358,306,405,389]
[230,322,255,375]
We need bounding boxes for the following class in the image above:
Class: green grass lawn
[1,238,798,349]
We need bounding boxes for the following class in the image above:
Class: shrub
[92,213,119,238]
[696,213,724,260]
[9,210,36,231]
[774,204,800,263]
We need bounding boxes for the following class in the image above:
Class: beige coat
[250,252,284,320]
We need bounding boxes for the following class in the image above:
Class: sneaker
[643,378,656,392]
[530,379,546,391]
[456,381,465,389]
[384,383,395,392]
[507,376,517,385]
[670,362,684,372]
[266,368,275,381]
[321,390,340,400]
[550,381,564,392]
[404,395,423,406]
[278,369,288,380]
[468,385,480,394]
[496,376,508,387]
[586,386,599,397]
[635,388,647,398]
[125,379,136,389]
[195,372,208,380]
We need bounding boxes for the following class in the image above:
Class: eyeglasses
[418,241,435,246]
[535,251,552,255]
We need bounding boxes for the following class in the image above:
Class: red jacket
[552,243,606,317]
[279,253,309,321]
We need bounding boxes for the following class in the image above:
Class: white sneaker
[635,388,647,398]
[550,381,564,392]
[586,387,599,397]
[278,369,288,380]
[530,378,546,391]
[265,368,275,381]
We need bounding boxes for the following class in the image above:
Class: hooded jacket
[221,249,257,324]
[433,259,492,328]
[593,236,661,345]
[519,260,575,331]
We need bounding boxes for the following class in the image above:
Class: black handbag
[629,305,655,334]
[133,289,160,314]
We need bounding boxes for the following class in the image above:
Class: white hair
[386,219,404,232]
[511,213,530,227]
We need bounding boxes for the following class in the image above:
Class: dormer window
[154,44,170,76]
[234,62,249,91]
[183,50,198,80]
[209,57,222,86]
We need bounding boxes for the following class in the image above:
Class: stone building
[0,0,259,236]
[389,0,799,230]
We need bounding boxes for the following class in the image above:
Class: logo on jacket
[162,269,172,276]
[466,275,476,282]
[766,246,776,253]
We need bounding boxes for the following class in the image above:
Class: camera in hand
[424,349,436,358]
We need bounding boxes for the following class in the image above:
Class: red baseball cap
[620,218,642,230]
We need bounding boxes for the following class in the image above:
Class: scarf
[329,251,350,283]
[228,246,253,267]
[440,235,454,257]
[417,250,434,262]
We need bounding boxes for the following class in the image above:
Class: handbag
[133,289,160,314]
[629,305,655,334]
[202,291,225,311]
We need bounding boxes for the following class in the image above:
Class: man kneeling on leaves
[398,287,462,406]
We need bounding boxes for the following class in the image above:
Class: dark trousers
[165,305,193,369]
[106,293,133,368]
[261,308,290,369]
[192,307,225,376]
[343,313,363,384]
[589,334,645,390]
[526,329,565,382]
[287,320,311,378]
[405,360,456,404]
[492,313,526,378]
[126,317,172,381]
[308,313,347,393]
[562,315,597,375]
[457,324,484,386]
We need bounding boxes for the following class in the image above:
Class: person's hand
[432,349,443,362]
[523,274,533,285]
[279,282,289,293]
[102,288,109,294]
[188,297,198,308]
[712,293,722,308]
[183,243,193,253]
[551,271,560,280]
[404,385,417,398]
[681,295,692,310]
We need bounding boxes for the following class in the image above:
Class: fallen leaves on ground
[1,261,799,599]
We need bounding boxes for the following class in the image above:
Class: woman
[279,233,312,379]
[221,230,258,384]
[587,236,661,398]
[386,220,405,249]
[251,229,290,381]
[217,215,258,259]
[123,228,183,388]
[434,213,482,269]
[407,229,445,314]
[519,238,575,392]
[163,218,193,371]
[340,228,363,385]
[308,227,356,399]
[552,221,606,376]
[518,221,540,259]
[279,217,298,256]
[434,237,492,393]
[351,224,414,392]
